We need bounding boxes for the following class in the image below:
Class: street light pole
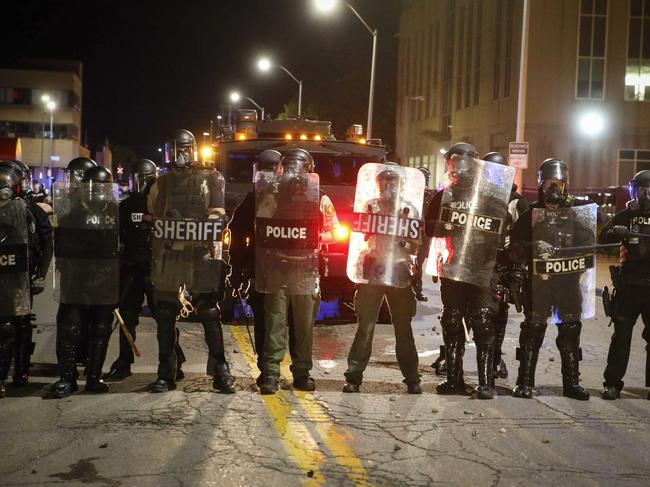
[45,100,56,188]
[276,65,302,117]
[515,0,530,190]
[344,2,377,139]
[244,96,265,120]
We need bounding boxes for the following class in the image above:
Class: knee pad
[556,321,581,350]
[469,307,496,341]
[441,308,464,339]
[520,320,547,349]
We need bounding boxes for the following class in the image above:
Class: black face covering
[544,182,566,205]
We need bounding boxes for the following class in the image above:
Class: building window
[577,0,608,99]
[618,148,650,183]
[0,88,31,105]
[425,24,433,120]
[626,0,650,100]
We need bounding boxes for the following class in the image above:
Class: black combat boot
[559,347,589,400]
[475,343,495,399]
[436,340,466,394]
[213,362,236,394]
[0,380,6,398]
[557,322,589,401]
[102,359,132,381]
[51,375,79,399]
[432,345,447,376]
[512,345,537,398]
[151,378,176,393]
[601,385,621,400]
[293,375,316,392]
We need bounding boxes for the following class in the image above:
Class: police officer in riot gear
[509,158,593,400]
[148,129,235,394]
[228,149,297,385]
[482,152,529,380]
[51,166,119,398]
[0,160,53,387]
[425,142,510,399]
[600,170,650,400]
[0,164,40,398]
[256,148,339,394]
[343,164,423,393]
[104,159,186,381]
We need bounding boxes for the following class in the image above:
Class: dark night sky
[2,0,401,158]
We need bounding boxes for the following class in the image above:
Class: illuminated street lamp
[577,110,606,137]
[315,0,378,139]
[256,57,303,117]
[230,91,265,120]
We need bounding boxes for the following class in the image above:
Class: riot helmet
[0,160,29,198]
[253,150,282,194]
[281,148,314,175]
[445,142,479,161]
[165,129,197,169]
[482,152,508,166]
[65,157,97,183]
[376,168,402,208]
[81,166,114,208]
[417,166,431,187]
[131,158,158,193]
[629,170,650,213]
[445,153,478,189]
[0,163,21,202]
[537,158,569,206]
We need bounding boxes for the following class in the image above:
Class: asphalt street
[1,256,649,487]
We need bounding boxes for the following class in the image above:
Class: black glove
[31,275,46,295]
[608,225,628,240]
[509,267,525,288]
[535,240,555,258]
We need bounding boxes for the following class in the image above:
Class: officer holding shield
[343,163,424,393]
[148,129,235,394]
[255,149,338,394]
[51,166,119,398]
[509,159,595,400]
[425,143,514,399]
[0,163,39,398]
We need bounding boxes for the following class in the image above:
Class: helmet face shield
[446,154,476,188]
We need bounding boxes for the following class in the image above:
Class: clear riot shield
[346,163,425,288]
[530,204,597,323]
[254,171,320,294]
[53,181,120,305]
[425,158,515,289]
[150,169,227,296]
[0,200,31,316]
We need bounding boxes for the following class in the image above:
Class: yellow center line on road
[231,325,373,487]
[231,326,325,486]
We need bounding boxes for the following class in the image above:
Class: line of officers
[0,131,647,401]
